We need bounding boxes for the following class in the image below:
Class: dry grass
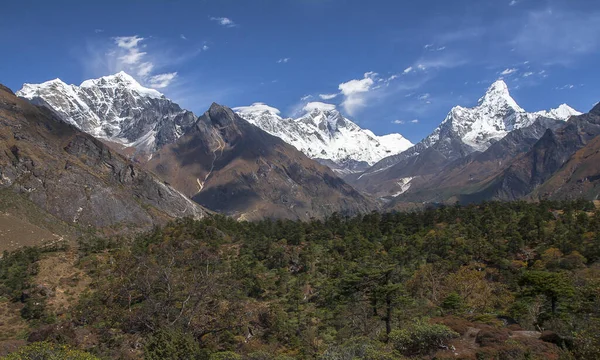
[34,250,91,317]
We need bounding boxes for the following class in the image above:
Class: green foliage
[209,351,241,360]
[441,292,462,313]
[0,247,41,301]
[10,201,600,359]
[1,341,99,359]
[144,328,203,360]
[389,319,458,356]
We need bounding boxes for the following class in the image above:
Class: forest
[1,200,599,359]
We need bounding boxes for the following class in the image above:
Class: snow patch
[392,177,413,197]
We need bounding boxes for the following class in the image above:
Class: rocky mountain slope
[16,72,197,158]
[0,84,204,232]
[386,102,600,206]
[348,80,580,197]
[148,103,375,220]
[234,102,413,174]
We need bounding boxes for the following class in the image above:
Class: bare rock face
[148,103,376,221]
[0,84,205,230]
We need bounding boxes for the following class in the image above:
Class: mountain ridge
[234,101,413,174]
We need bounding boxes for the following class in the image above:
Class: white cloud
[500,68,518,75]
[114,36,144,49]
[319,93,338,100]
[137,62,154,77]
[148,72,178,89]
[339,72,377,96]
[555,84,575,90]
[424,44,433,49]
[303,102,336,112]
[277,58,290,63]
[392,119,419,125]
[509,0,518,5]
[202,45,209,51]
[418,93,431,100]
[210,17,237,27]
[300,94,313,101]
[233,102,281,115]
[94,29,104,33]
[403,66,413,74]
[113,36,147,67]
[180,34,187,40]
[338,72,378,115]
[522,71,534,77]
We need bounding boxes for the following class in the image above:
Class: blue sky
[1,0,599,143]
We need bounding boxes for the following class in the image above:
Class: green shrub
[1,341,99,359]
[209,351,242,360]
[441,292,463,313]
[389,319,458,356]
[144,328,202,360]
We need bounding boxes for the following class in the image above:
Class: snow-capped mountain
[423,80,580,154]
[367,80,581,173]
[234,101,413,173]
[17,71,196,155]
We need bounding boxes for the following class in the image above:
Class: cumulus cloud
[202,45,209,51]
[403,66,413,74]
[210,17,237,27]
[411,119,419,123]
[338,72,378,115]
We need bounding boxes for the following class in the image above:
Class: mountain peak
[79,72,163,99]
[477,79,523,111]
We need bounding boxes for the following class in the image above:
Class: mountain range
[8,72,600,235]
[17,72,197,158]
[0,84,205,236]
[346,80,581,198]
[15,74,375,222]
[233,102,413,174]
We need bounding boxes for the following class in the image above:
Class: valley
[1,1,600,358]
